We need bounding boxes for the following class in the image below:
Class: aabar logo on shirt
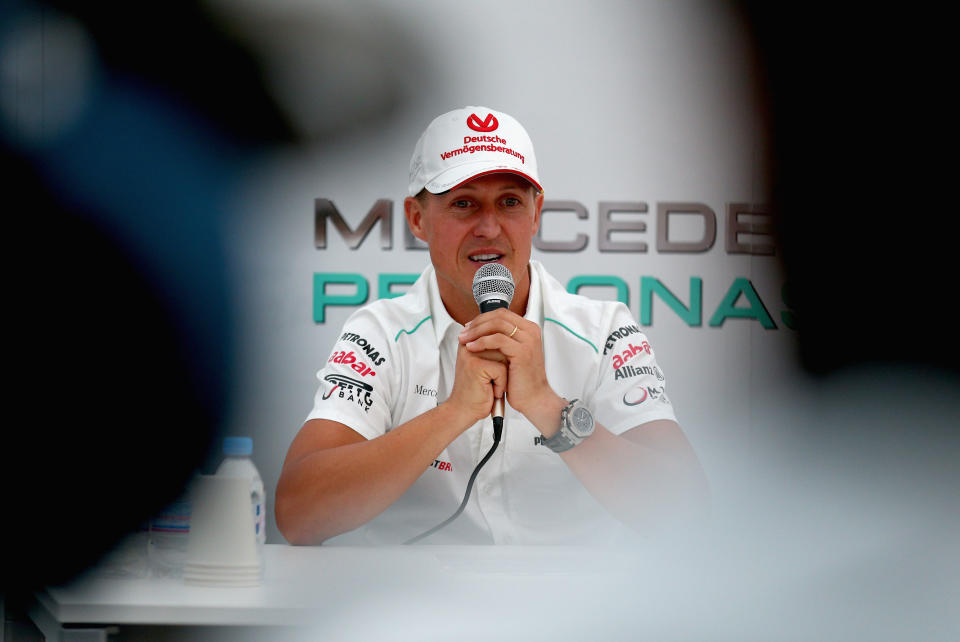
[328,350,377,377]
[610,342,652,370]
[467,113,498,132]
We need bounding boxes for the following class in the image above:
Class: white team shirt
[306,260,677,545]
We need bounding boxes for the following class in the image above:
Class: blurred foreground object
[737,1,957,376]
[0,0,294,594]
[1,0,415,594]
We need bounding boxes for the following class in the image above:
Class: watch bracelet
[541,398,580,453]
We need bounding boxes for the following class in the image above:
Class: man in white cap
[276,107,707,545]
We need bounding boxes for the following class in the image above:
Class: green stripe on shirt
[544,317,598,353]
[395,315,432,342]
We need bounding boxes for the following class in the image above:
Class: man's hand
[446,341,509,426]
[457,309,709,535]
[457,308,562,430]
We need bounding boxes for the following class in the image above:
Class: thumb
[488,362,508,402]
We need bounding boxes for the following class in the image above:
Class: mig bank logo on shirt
[467,113,498,132]
[323,373,375,413]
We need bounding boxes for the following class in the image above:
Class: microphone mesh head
[472,263,515,307]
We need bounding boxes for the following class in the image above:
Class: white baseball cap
[407,106,542,197]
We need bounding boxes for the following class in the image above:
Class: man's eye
[503,197,521,207]
[452,200,471,208]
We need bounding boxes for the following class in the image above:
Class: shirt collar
[426,261,545,347]
[426,265,459,346]
[523,260,545,327]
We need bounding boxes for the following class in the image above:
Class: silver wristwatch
[541,398,595,453]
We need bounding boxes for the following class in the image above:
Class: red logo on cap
[467,113,499,132]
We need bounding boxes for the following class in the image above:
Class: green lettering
[640,277,702,327]
[780,282,797,330]
[378,273,420,300]
[313,273,368,323]
[709,278,776,329]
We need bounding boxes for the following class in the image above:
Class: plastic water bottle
[215,436,266,545]
[148,494,191,578]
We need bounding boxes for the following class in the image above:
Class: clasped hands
[450,308,563,432]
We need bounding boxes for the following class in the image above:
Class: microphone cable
[403,416,503,545]
[406,264,514,544]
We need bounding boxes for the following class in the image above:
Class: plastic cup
[184,475,261,585]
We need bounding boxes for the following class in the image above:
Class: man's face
[404,173,544,316]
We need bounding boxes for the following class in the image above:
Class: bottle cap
[222,436,253,456]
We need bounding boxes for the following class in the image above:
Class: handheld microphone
[472,262,515,313]
[472,263,515,427]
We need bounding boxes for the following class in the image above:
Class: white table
[30,544,652,641]
[32,540,948,641]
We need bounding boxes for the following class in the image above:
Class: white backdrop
[214,0,800,544]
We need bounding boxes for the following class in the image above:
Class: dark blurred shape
[40,0,298,147]
[3,146,220,591]
[1,0,420,596]
[0,0,290,595]
[200,3,431,142]
[736,3,957,377]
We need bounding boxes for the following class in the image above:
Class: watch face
[570,406,594,437]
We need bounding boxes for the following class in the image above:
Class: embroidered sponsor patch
[603,325,642,355]
[467,112,499,132]
[614,364,665,381]
[322,374,374,413]
[338,332,386,366]
[328,350,378,378]
[610,341,651,370]
[622,384,670,407]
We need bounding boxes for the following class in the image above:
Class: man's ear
[404,196,428,242]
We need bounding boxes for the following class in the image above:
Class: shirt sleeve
[585,303,678,436]
[304,307,396,441]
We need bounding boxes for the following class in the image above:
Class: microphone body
[480,299,509,313]
[472,263,516,428]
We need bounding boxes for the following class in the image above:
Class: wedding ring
[508,325,519,338]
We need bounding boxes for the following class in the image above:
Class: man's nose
[473,204,501,238]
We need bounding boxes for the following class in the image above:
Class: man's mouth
[469,253,503,263]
